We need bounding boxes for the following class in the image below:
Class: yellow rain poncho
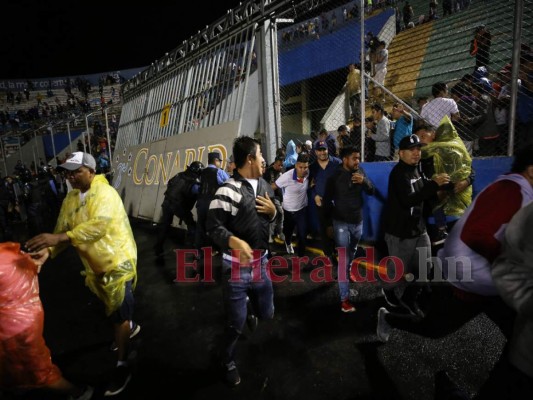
[422,115,473,217]
[50,174,137,315]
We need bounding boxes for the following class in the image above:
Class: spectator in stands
[428,0,438,20]
[336,124,354,150]
[372,41,389,102]
[403,2,414,29]
[493,71,511,154]
[450,82,477,154]
[442,0,453,16]
[470,25,492,71]
[345,63,362,120]
[420,82,460,129]
[391,102,413,160]
[469,81,500,156]
[517,52,533,148]
[364,116,377,161]
[318,128,338,157]
[367,103,391,161]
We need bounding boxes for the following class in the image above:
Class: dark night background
[0,1,242,79]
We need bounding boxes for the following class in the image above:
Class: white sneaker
[377,307,391,342]
[285,243,294,255]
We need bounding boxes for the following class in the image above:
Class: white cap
[60,152,96,171]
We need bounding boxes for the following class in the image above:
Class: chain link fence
[277,0,533,162]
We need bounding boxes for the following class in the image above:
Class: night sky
[1,1,242,80]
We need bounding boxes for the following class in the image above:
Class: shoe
[224,362,241,386]
[432,229,448,246]
[341,299,356,313]
[104,366,131,396]
[110,322,141,351]
[69,385,94,400]
[377,307,391,342]
[381,288,402,308]
[285,243,294,255]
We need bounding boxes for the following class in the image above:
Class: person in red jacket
[0,242,93,400]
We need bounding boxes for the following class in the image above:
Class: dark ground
[1,219,506,400]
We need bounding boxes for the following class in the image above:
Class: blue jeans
[333,220,363,301]
[221,255,274,364]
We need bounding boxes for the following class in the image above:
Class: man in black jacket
[153,161,203,256]
[207,136,280,387]
[195,152,229,255]
[377,134,450,341]
[323,146,375,313]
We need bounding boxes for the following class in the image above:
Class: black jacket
[164,170,199,212]
[323,165,375,224]
[207,171,281,254]
[382,160,439,239]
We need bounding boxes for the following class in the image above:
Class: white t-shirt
[245,178,259,197]
[420,97,459,128]
[275,170,308,212]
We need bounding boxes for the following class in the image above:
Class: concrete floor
[2,219,506,400]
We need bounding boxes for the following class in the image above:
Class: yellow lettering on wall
[197,147,206,164]
[133,148,148,185]
[171,150,181,181]
[145,155,158,185]
[184,149,197,169]
[156,152,174,185]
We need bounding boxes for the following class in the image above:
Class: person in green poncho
[416,116,475,245]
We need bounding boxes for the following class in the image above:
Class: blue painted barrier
[360,157,513,242]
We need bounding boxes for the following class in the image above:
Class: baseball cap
[314,140,328,150]
[305,140,312,148]
[60,152,96,171]
[399,134,427,150]
[208,151,221,163]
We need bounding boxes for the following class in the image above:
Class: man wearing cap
[195,151,230,256]
[376,135,450,341]
[226,155,236,177]
[309,140,341,263]
[25,152,139,396]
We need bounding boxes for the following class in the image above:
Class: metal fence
[277,0,533,161]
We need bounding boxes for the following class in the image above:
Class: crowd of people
[2,130,533,397]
